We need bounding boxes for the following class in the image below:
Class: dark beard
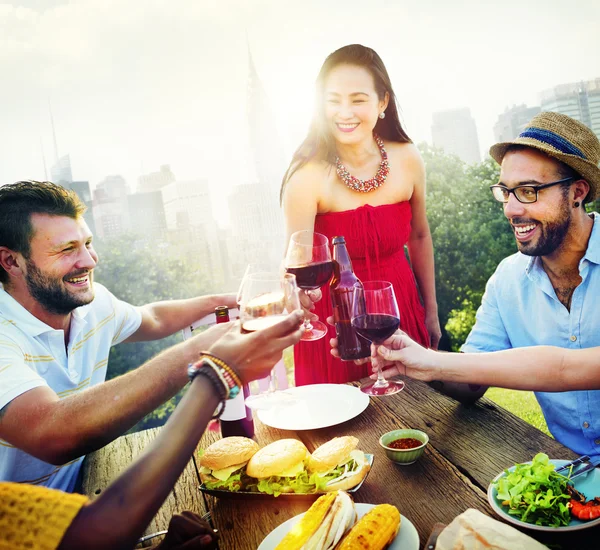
[515,201,572,257]
[25,260,94,315]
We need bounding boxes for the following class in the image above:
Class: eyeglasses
[489,177,574,204]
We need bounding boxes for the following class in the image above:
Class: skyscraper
[493,104,541,143]
[431,108,481,164]
[137,164,176,193]
[127,192,167,238]
[161,179,213,231]
[92,176,130,239]
[48,103,73,184]
[161,179,225,286]
[50,154,73,184]
[540,78,600,141]
[227,45,286,271]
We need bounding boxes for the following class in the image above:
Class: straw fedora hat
[489,111,600,202]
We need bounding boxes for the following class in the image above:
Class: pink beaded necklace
[335,134,389,193]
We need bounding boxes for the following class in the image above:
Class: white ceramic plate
[257,503,419,550]
[488,459,600,532]
[257,384,369,430]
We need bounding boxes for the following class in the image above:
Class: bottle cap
[332,236,346,244]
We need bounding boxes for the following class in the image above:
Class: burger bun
[200,436,259,471]
[246,438,308,479]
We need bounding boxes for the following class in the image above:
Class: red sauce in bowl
[388,437,423,450]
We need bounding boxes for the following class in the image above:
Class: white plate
[257,384,369,430]
[488,459,600,532]
[257,503,419,550]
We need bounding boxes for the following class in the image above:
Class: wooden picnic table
[80,379,600,549]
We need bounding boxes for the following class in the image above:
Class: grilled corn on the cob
[336,504,401,549]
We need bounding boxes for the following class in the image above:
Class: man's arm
[430,272,511,404]
[0,322,230,465]
[126,293,237,342]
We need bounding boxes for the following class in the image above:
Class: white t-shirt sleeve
[95,284,143,346]
[0,339,48,410]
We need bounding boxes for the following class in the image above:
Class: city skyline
[2,0,599,226]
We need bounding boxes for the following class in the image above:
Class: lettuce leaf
[492,453,572,527]
[203,472,243,492]
[249,460,360,497]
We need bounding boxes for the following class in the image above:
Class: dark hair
[280,44,411,203]
[0,181,86,283]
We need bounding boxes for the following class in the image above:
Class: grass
[284,349,552,437]
[485,388,551,437]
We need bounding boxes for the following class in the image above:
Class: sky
[1,0,599,224]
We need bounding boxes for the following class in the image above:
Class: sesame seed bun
[246,439,308,479]
[199,437,259,471]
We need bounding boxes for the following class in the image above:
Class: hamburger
[246,439,312,496]
[198,436,259,491]
[275,491,357,550]
[307,436,370,492]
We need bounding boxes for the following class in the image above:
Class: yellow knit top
[0,482,89,550]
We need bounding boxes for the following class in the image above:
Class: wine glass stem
[268,368,277,393]
[302,317,314,332]
[372,345,389,388]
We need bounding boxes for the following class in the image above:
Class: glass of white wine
[239,272,300,410]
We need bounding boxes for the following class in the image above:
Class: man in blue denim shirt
[363,112,600,463]
[452,112,600,463]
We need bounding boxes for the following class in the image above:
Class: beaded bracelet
[188,362,227,419]
[200,351,243,389]
[201,357,234,400]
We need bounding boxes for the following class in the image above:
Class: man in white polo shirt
[0,181,236,492]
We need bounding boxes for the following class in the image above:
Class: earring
[379,112,385,119]
[574,201,580,208]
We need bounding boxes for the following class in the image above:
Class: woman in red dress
[281,44,441,386]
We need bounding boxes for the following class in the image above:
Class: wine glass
[284,230,334,341]
[236,262,279,306]
[239,272,301,410]
[351,281,404,396]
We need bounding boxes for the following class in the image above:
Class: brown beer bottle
[216,306,255,438]
[330,236,371,361]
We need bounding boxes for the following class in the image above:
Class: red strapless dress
[294,202,429,386]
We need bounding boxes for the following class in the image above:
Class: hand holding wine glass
[284,230,333,341]
[351,281,404,396]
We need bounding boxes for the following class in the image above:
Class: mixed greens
[493,453,572,527]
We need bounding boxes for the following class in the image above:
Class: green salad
[493,453,572,527]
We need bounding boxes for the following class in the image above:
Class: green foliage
[93,233,212,432]
[586,197,600,214]
[420,144,516,349]
[445,299,477,351]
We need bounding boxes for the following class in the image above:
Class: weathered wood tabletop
[80,380,600,549]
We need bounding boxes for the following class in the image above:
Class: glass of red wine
[239,272,301,410]
[351,281,404,396]
[284,230,334,341]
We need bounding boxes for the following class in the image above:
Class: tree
[93,233,213,431]
[421,144,516,349]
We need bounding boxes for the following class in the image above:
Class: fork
[555,455,596,480]
[137,511,215,544]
